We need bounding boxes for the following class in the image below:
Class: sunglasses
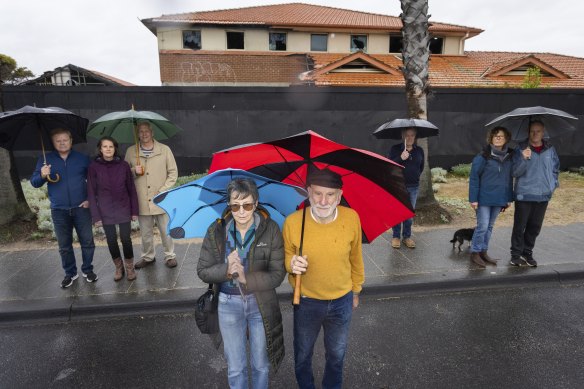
[229,203,255,212]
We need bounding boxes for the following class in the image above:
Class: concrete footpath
[1,223,583,324]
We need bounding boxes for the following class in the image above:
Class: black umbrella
[372,118,439,140]
[0,105,89,182]
[484,106,578,140]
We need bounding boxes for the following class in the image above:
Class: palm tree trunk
[400,0,437,208]
[0,85,34,225]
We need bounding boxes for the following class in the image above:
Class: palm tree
[399,0,438,209]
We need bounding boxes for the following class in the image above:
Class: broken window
[429,36,444,54]
[183,30,201,50]
[227,31,244,50]
[269,33,287,51]
[350,35,367,52]
[389,34,403,53]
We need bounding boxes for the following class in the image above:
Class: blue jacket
[469,145,514,206]
[389,143,424,187]
[30,150,90,210]
[512,140,560,202]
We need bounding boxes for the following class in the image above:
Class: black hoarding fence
[4,85,584,178]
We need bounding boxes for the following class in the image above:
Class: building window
[350,35,367,52]
[310,34,328,51]
[182,30,201,50]
[269,32,287,51]
[227,31,244,50]
[429,36,444,54]
[389,34,403,53]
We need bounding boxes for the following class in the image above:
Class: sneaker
[522,254,538,267]
[391,238,401,249]
[403,238,416,249]
[165,257,178,268]
[509,256,526,267]
[82,271,99,283]
[61,274,79,288]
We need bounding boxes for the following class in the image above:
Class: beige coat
[124,140,178,215]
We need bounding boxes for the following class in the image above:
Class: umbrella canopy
[87,108,183,143]
[372,118,440,140]
[0,105,87,151]
[152,168,308,239]
[210,130,414,243]
[485,106,578,140]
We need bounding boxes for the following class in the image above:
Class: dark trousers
[293,291,353,389]
[51,207,95,277]
[511,201,548,257]
[103,222,134,260]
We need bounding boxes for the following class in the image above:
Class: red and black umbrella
[209,130,414,243]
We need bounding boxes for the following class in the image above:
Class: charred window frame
[183,30,201,50]
[227,31,245,50]
[269,32,287,51]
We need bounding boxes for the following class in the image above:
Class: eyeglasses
[229,203,255,212]
[493,135,506,139]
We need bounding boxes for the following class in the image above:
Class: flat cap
[306,168,343,189]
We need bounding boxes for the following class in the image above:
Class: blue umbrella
[153,168,308,239]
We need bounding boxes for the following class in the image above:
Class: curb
[2,268,584,326]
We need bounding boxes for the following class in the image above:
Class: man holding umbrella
[30,128,97,288]
[125,121,178,269]
[388,127,424,249]
[510,120,560,267]
[284,168,364,389]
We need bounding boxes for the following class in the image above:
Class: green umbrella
[87,107,183,143]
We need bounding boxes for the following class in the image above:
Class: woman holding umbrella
[87,136,139,281]
[468,127,514,268]
[388,128,424,249]
[197,178,286,389]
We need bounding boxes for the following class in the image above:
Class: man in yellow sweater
[283,168,364,389]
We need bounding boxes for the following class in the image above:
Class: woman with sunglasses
[197,178,286,389]
[468,127,514,268]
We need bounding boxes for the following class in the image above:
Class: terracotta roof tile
[149,3,481,34]
[304,51,584,88]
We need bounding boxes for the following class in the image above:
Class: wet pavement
[1,223,583,323]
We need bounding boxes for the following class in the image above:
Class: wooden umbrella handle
[293,274,301,305]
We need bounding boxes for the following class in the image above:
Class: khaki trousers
[138,213,175,262]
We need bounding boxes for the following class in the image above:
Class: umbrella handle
[292,205,307,306]
[133,122,145,176]
[46,173,60,183]
[293,275,302,304]
[40,131,60,183]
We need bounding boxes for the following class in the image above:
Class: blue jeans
[393,186,419,239]
[51,207,95,277]
[294,291,353,389]
[471,205,502,253]
[218,292,269,389]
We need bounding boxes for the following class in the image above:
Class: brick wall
[159,51,310,85]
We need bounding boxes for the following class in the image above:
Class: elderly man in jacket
[124,121,178,269]
[510,120,560,267]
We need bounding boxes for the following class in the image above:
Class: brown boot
[124,258,136,281]
[470,252,486,268]
[113,258,124,281]
[479,251,499,265]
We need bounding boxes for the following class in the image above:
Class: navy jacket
[512,140,560,202]
[87,157,139,225]
[30,150,90,210]
[388,143,424,187]
[469,145,514,206]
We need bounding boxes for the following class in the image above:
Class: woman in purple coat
[88,136,139,281]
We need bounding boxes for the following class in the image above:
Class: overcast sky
[2,0,583,86]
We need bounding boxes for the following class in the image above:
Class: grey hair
[226,178,259,203]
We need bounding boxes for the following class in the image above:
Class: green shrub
[173,172,208,188]
[431,167,448,183]
[450,163,472,178]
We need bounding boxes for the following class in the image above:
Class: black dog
[450,228,475,251]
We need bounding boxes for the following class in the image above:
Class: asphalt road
[2,283,584,389]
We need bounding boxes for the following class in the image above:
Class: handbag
[195,283,219,334]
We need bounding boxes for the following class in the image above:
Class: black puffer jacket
[197,206,286,372]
